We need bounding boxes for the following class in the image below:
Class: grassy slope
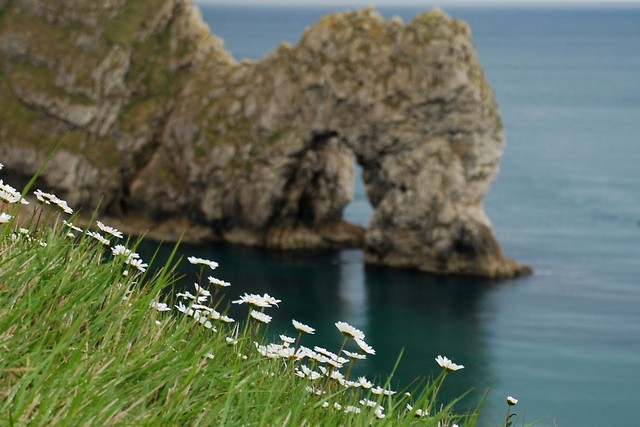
[0,185,480,426]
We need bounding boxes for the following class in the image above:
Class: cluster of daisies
[0,163,28,225]
[156,253,470,422]
[1,165,145,277]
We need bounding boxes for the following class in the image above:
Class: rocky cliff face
[0,0,531,278]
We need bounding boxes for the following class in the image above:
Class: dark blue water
[155,5,640,425]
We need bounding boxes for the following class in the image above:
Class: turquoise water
[146,5,640,425]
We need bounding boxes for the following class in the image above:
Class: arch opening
[343,163,373,228]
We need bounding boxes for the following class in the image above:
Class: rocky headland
[0,0,531,278]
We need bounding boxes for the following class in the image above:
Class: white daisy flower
[341,379,358,388]
[63,220,83,233]
[336,354,349,364]
[175,301,195,316]
[176,290,207,303]
[333,402,342,411]
[375,408,386,419]
[359,399,378,408]
[87,231,110,246]
[192,304,217,314]
[256,343,285,358]
[313,346,339,361]
[232,293,272,308]
[112,244,137,258]
[325,357,345,370]
[219,315,235,323]
[292,319,315,334]
[435,355,464,371]
[187,256,219,270]
[260,293,281,307]
[0,189,16,204]
[193,283,212,297]
[226,337,238,346]
[406,404,427,417]
[357,376,373,389]
[354,338,375,355]
[96,220,123,239]
[281,346,304,360]
[128,258,148,273]
[335,321,365,340]
[304,349,326,364]
[343,350,366,360]
[507,396,518,406]
[202,320,216,331]
[177,290,196,300]
[0,190,20,204]
[150,301,171,312]
[33,189,51,204]
[296,345,314,359]
[303,366,322,381]
[1,181,27,204]
[208,309,223,320]
[55,199,73,214]
[344,405,361,414]
[329,370,344,382]
[0,212,11,224]
[371,386,396,396]
[250,310,272,324]
[300,365,322,380]
[205,353,215,359]
[33,190,72,213]
[208,276,231,287]
[255,343,269,357]
[280,334,295,345]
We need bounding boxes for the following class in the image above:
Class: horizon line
[194,0,640,6]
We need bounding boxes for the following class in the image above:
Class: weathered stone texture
[0,1,530,278]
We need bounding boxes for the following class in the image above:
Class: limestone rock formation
[0,0,531,278]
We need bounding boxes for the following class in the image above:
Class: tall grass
[0,163,521,426]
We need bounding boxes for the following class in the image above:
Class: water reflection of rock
[359,263,496,411]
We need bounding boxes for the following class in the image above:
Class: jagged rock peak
[0,0,531,278]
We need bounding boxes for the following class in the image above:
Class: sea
[144,4,640,426]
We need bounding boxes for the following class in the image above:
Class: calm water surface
[144,5,640,425]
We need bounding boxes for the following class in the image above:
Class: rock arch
[0,1,530,277]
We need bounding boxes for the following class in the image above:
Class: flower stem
[294,333,302,351]
[337,336,348,357]
[344,360,355,380]
[503,406,512,427]
[433,370,448,406]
